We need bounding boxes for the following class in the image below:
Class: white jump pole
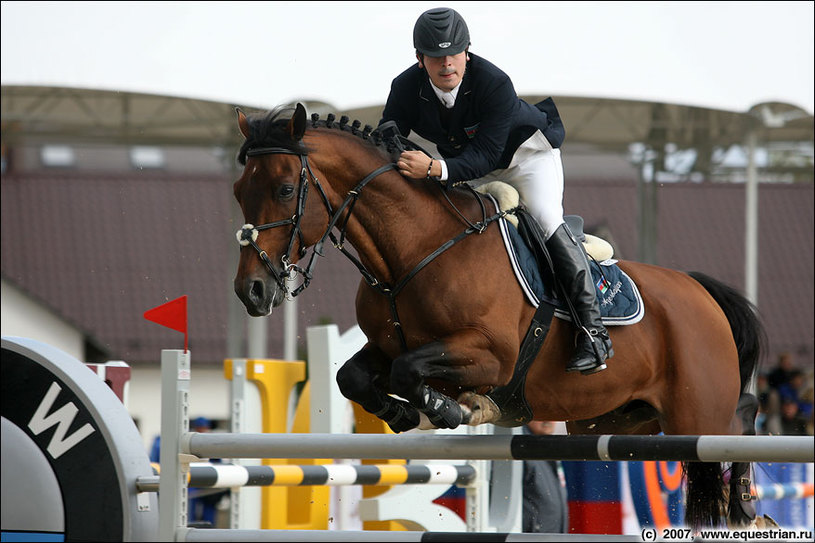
[184,432,814,463]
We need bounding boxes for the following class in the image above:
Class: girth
[486,208,558,427]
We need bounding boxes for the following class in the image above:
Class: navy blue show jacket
[379,53,565,184]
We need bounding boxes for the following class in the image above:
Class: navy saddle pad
[498,216,644,326]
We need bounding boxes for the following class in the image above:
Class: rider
[379,7,612,375]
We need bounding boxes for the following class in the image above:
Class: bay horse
[232,104,764,529]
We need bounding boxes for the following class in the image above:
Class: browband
[246,147,303,157]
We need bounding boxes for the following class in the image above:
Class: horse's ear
[288,103,307,142]
[236,107,251,140]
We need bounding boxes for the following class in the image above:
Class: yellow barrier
[224,359,330,530]
[353,402,407,532]
[225,359,413,531]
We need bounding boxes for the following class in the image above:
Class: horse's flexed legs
[338,331,508,432]
[336,342,469,432]
[389,341,472,429]
[336,344,421,433]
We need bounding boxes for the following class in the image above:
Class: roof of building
[2,169,812,371]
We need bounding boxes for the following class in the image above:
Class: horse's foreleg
[389,341,477,429]
[335,344,421,433]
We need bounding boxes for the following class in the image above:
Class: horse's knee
[336,360,370,401]
[337,357,420,433]
[389,359,416,390]
[390,359,425,404]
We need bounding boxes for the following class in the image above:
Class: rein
[237,146,395,298]
[237,145,519,351]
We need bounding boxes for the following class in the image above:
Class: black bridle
[236,146,518,350]
[237,146,396,298]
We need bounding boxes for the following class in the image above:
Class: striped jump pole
[138,462,475,492]
[754,482,814,501]
[184,432,814,464]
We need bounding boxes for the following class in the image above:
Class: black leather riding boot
[545,223,613,375]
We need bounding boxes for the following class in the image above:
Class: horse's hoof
[460,404,472,425]
[457,392,501,425]
[752,515,780,529]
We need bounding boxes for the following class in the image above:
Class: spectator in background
[191,416,213,433]
[149,433,161,464]
[767,352,796,390]
[779,399,808,436]
[763,352,815,436]
[522,421,569,533]
[776,370,803,402]
[777,370,814,429]
[798,377,814,431]
[755,372,781,435]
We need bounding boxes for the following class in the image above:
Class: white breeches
[472,130,564,240]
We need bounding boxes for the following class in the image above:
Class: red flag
[144,295,188,352]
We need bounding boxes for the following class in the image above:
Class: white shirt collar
[429,80,462,109]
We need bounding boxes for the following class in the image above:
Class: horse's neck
[329,171,429,283]
[313,140,454,284]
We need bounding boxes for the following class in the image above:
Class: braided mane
[238,106,399,165]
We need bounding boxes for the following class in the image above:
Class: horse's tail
[683,271,766,528]
[687,271,765,392]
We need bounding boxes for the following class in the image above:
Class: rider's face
[418,51,468,91]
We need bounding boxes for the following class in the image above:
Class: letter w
[28,382,95,459]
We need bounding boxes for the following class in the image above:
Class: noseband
[236,146,396,298]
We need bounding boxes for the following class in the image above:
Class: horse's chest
[355,284,451,352]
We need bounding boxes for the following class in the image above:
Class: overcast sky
[2,1,813,114]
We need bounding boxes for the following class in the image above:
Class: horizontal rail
[184,433,814,463]
[137,462,475,492]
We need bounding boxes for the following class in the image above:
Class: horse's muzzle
[234,273,286,316]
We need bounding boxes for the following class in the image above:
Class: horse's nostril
[250,280,264,303]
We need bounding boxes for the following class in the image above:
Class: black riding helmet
[413,7,470,57]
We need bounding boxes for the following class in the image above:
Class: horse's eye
[279,184,295,200]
